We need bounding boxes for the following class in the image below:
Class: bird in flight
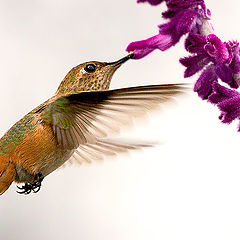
[0,53,185,195]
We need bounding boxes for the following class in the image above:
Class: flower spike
[127,0,240,130]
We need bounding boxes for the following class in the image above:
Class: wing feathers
[45,84,186,149]
[60,139,155,167]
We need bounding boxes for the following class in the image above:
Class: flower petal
[126,34,173,59]
[217,96,240,124]
[159,10,198,44]
[204,43,216,57]
[175,10,198,35]
[162,9,177,19]
[163,0,207,19]
[137,0,164,5]
[225,40,239,64]
[166,0,206,11]
[180,54,210,77]
[208,82,239,104]
[205,34,229,63]
[214,63,232,84]
[185,33,207,54]
[193,64,218,99]
[230,54,240,74]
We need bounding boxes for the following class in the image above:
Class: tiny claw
[32,186,41,193]
[26,190,31,195]
[17,189,27,194]
[16,171,44,195]
[16,183,33,195]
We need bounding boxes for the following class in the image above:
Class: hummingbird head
[56,53,133,96]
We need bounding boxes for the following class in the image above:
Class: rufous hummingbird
[0,53,185,195]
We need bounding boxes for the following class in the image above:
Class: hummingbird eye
[84,64,97,73]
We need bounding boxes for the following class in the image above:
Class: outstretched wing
[61,138,155,167]
[43,84,186,149]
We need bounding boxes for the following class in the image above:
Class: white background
[0,0,240,239]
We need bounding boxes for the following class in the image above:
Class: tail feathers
[0,160,16,195]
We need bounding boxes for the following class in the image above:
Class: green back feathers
[0,114,35,156]
[56,66,80,96]
[43,98,74,130]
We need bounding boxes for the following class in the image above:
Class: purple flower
[137,0,163,5]
[126,0,210,59]
[158,9,199,46]
[204,34,229,63]
[184,33,229,63]
[128,0,240,131]
[180,33,240,99]
[227,41,240,86]
[208,82,240,130]
[163,0,207,19]
[208,82,240,104]
[180,53,210,78]
[126,34,173,59]
[193,64,218,99]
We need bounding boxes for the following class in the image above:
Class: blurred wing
[43,84,186,149]
[61,138,155,167]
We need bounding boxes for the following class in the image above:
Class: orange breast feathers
[9,123,58,176]
[0,156,16,195]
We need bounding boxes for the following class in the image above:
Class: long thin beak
[106,52,133,66]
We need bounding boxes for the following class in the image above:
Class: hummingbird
[0,53,185,195]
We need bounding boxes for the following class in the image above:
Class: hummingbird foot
[17,171,44,195]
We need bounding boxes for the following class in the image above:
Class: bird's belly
[39,149,74,177]
[15,149,74,182]
[10,123,75,182]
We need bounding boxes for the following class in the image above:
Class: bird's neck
[55,80,112,97]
